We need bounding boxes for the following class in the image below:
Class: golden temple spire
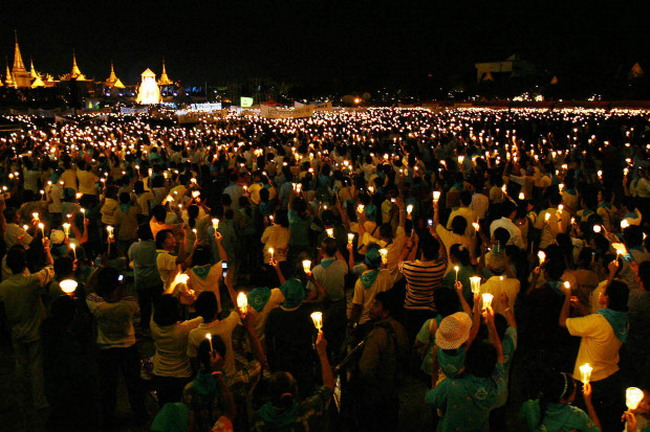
[158,59,173,85]
[12,30,26,73]
[5,59,15,88]
[71,49,82,79]
[30,57,38,79]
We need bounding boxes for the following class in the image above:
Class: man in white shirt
[489,201,525,249]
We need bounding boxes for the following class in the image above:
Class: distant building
[474,54,535,83]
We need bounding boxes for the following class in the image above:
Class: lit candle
[357,204,365,214]
[544,212,551,222]
[59,279,78,295]
[563,281,571,292]
[406,204,413,216]
[579,363,593,384]
[593,225,602,233]
[537,250,546,264]
[268,248,274,261]
[326,228,334,238]
[472,222,480,232]
[38,222,45,237]
[302,259,312,274]
[518,192,525,200]
[470,276,481,294]
[379,248,388,264]
[620,219,629,230]
[237,292,248,314]
[80,208,86,218]
[206,333,214,353]
[482,293,494,309]
[347,233,355,244]
[626,387,644,410]
[310,311,323,331]
[212,218,219,231]
[433,191,441,202]
[70,243,76,259]
[62,223,71,237]
[454,265,460,283]
[32,212,40,221]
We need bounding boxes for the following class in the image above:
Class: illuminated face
[164,232,177,250]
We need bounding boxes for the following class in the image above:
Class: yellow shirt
[361,226,407,271]
[352,269,399,325]
[566,313,621,382]
[261,225,290,264]
[60,168,78,191]
[446,207,478,237]
[252,288,284,342]
[77,169,98,196]
[156,250,179,291]
[435,224,472,273]
[479,276,520,316]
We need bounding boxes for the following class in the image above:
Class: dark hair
[155,229,173,249]
[449,244,471,266]
[605,280,629,312]
[6,247,27,275]
[53,256,74,279]
[433,287,460,317]
[191,245,212,267]
[269,371,298,409]
[544,254,566,281]
[539,371,577,424]
[374,290,398,317]
[465,340,497,378]
[494,227,510,246]
[197,336,226,371]
[152,205,167,223]
[502,201,517,218]
[379,223,394,239]
[50,294,76,327]
[137,223,154,241]
[450,216,467,236]
[321,237,338,257]
[275,209,289,227]
[153,294,180,326]
[623,225,643,249]
[195,291,218,321]
[95,266,119,298]
[420,235,440,261]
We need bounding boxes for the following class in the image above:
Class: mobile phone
[118,274,124,282]
[221,261,229,279]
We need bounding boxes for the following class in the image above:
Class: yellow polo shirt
[566,314,621,382]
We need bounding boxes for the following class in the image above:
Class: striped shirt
[399,259,447,311]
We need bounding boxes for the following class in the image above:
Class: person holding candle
[478,254,520,317]
[307,237,349,357]
[351,290,408,432]
[0,241,55,411]
[85,266,147,426]
[489,201,525,249]
[425,305,506,432]
[560,279,630,431]
[4,207,34,249]
[446,191,478,237]
[356,200,408,271]
[261,210,290,267]
[432,199,473,273]
[398,231,448,344]
[520,370,601,432]
[535,193,569,249]
[155,228,195,295]
[150,294,203,406]
[186,243,236,315]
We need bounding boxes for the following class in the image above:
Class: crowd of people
[0,106,649,432]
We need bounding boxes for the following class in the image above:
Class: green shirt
[520,399,599,432]
[425,363,506,432]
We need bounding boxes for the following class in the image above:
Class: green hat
[279,278,305,309]
[365,247,382,269]
[151,402,189,432]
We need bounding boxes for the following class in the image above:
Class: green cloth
[258,401,301,430]
[192,264,212,280]
[437,347,466,378]
[519,399,600,432]
[597,308,629,342]
[288,210,312,247]
[151,402,190,432]
[364,248,382,269]
[248,287,271,312]
[360,269,380,289]
[279,279,305,308]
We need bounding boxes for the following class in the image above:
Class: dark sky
[2,1,649,88]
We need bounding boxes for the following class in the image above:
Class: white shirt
[489,217,525,249]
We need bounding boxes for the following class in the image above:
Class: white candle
[470,276,481,294]
[454,265,460,283]
[38,222,45,237]
[406,204,413,215]
[482,293,494,309]
[237,292,248,314]
[310,311,323,331]
[70,243,76,260]
[212,218,219,231]
[302,259,312,274]
[59,279,78,295]
[206,333,214,353]
[379,248,388,264]
[62,223,71,237]
[268,248,274,261]
[326,228,334,238]
[579,363,592,384]
[357,204,365,214]
[433,191,441,202]
[347,233,355,244]
[626,387,644,410]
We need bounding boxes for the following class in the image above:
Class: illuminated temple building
[2,32,176,104]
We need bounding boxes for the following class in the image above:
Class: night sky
[2,1,649,89]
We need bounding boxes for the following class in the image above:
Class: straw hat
[435,312,472,350]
